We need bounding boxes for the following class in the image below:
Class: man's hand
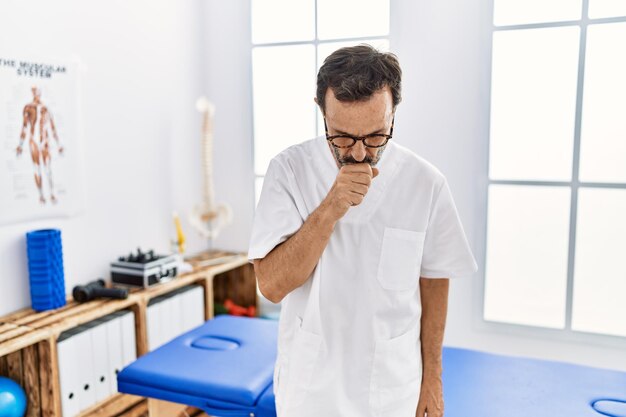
[323,163,379,221]
[16,145,23,156]
[415,374,444,417]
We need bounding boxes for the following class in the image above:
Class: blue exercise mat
[117,315,278,417]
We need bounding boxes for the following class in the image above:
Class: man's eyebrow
[333,126,386,135]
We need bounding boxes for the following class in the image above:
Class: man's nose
[351,141,368,162]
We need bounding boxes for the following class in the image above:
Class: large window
[251,0,390,205]
[485,0,626,338]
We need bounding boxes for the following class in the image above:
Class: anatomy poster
[0,57,84,224]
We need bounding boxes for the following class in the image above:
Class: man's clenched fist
[323,163,379,221]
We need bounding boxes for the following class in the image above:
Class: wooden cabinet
[0,251,257,417]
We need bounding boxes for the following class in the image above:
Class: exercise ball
[0,377,27,417]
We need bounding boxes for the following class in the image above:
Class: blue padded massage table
[117,315,278,417]
[117,315,626,417]
[442,347,626,417]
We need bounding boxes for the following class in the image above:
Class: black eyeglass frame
[324,116,395,149]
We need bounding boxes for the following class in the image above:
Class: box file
[73,329,97,410]
[183,286,205,331]
[146,285,205,351]
[90,320,112,402]
[57,328,81,416]
[105,314,124,394]
[120,312,137,367]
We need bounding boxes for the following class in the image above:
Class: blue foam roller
[25,228,66,312]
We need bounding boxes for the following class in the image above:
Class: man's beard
[333,145,386,167]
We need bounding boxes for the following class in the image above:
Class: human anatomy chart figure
[15,86,64,204]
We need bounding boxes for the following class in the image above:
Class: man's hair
[316,44,402,115]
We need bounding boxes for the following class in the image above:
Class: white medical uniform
[248,135,478,417]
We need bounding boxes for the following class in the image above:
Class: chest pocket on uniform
[376,227,426,291]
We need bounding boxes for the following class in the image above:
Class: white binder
[105,315,124,394]
[161,296,175,344]
[180,289,192,333]
[147,300,162,351]
[169,293,183,337]
[74,329,97,411]
[57,330,80,417]
[184,286,205,331]
[173,290,186,334]
[120,312,137,367]
[90,321,112,402]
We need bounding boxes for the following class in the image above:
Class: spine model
[189,97,233,241]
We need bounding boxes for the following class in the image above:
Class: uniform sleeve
[247,158,304,263]
[420,179,478,279]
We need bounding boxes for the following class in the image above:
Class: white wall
[199,0,257,255]
[2,0,624,372]
[0,0,208,316]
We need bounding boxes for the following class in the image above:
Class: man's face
[320,86,394,168]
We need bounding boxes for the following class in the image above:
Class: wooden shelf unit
[0,250,257,417]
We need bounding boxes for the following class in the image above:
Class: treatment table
[117,315,626,417]
[117,315,277,417]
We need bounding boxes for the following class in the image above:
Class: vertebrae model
[189,97,232,241]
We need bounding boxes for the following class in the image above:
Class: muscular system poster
[0,57,84,224]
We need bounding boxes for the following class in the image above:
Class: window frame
[250,0,390,187]
[482,0,626,346]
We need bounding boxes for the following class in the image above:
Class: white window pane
[579,23,626,184]
[251,0,315,44]
[489,27,579,181]
[572,188,626,337]
[315,39,390,135]
[484,185,571,328]
[252,45,316,175]
[317,0,389,40]
[493,0,582,26]
[589,0,626,18]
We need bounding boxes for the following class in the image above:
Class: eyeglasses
[324,117,394,149]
